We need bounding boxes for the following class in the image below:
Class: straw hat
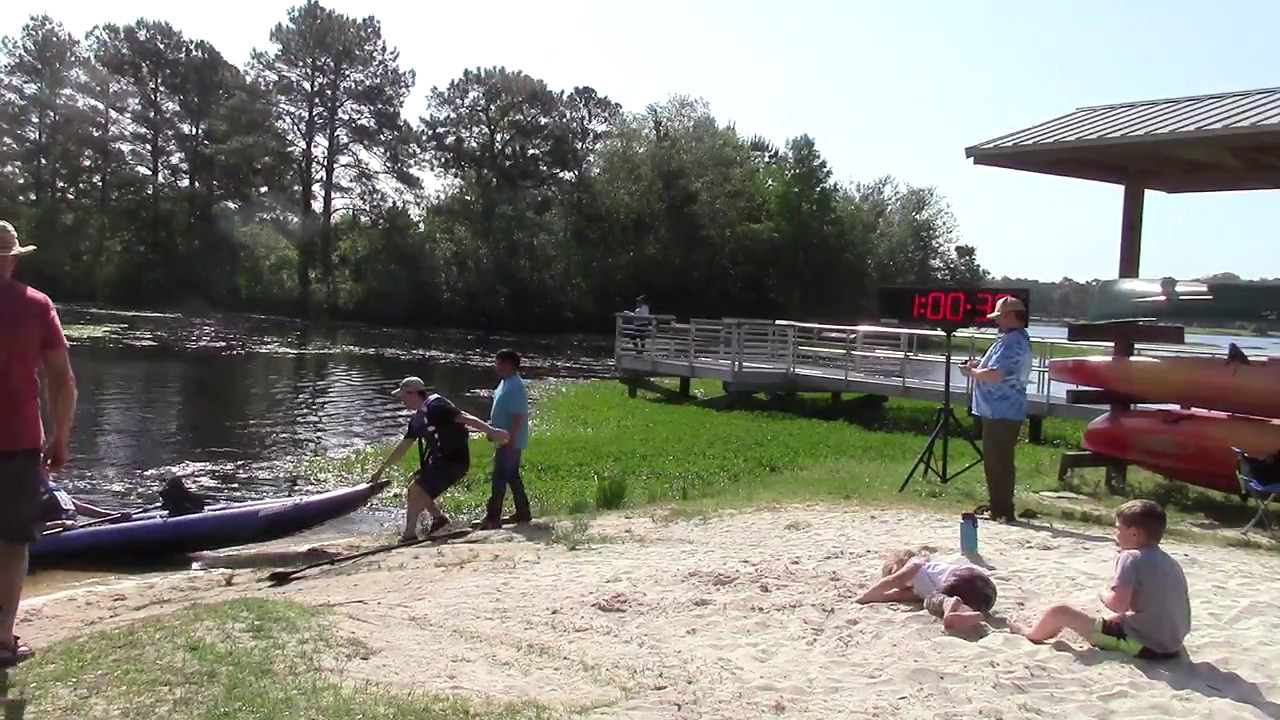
[0,221,36,256]
[986,295,1026,319]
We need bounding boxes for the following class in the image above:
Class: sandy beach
[18,507,1280,719]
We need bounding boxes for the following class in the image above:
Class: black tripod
[898,329,983,492]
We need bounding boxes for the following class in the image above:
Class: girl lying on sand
[856,549,997,632]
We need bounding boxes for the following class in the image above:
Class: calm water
[50,307,614,509]
[46,309,1278,509]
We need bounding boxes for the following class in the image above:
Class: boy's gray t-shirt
[1113,544,1191,654]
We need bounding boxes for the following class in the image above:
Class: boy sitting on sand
[857,549,997,632]
[1011,499,1190,660]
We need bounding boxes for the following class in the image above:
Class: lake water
[46,309,1279,511]
[51,307,614,509]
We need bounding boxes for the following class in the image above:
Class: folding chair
[1233,447,1280,536]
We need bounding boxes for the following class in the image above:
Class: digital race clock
[876,286,1032,329]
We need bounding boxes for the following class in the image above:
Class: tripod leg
[948,408,983,454]
[898,407,946,493]
[941,407,984,483]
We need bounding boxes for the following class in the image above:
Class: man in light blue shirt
[479,348,532,529]
[960,296,1032,524]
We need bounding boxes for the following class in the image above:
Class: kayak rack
[1056,320,1187,494]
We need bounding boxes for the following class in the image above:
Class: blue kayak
[30,480,389,564]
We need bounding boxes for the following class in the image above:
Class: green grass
[956,336,1105,359]
[914,333,1105,359]
[307,379,1261,540]
[3,598,560,720]
[1186,324,1275,337]
[1033,340,1107,358]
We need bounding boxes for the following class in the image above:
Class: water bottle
[960,512,979,555]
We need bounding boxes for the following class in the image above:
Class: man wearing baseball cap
[0,220,77,666]
[960,295,1032,523]
[370,376,509,540]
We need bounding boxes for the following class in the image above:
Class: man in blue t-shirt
[370,376,509,540]
[960,296,1033,524]
[479,349,532,529]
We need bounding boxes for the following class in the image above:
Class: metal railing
[615,314,1225,408]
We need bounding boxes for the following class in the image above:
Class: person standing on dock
[0,220,77,666]
[623,294,651,352]
[479,349,532,529]
[960,296,1032,524]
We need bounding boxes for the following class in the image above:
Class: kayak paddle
[262,528,473,586]
[40,503,164,537]
[260,514,520,586]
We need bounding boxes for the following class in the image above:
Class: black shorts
[924,567,998,617]
[0,450,46,545]
[413,461,468,498]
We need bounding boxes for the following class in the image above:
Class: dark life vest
[159,478,207,517]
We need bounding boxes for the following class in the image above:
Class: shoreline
[29,375,1267,606]
[11,505,1280,719]
[310,380,1271,548]
[13,378,1280,716]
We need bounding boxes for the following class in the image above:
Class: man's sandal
[0,636,34,667]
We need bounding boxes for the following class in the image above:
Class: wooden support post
[1113,184,1144,358]
[678,377,691,396]
[1058,451,1101,482]
[1027,416,1043,444]
[626,378,638,398]
[1118,182,1144,281]
[830,392,841,407]
[1105,464,1129,496]
[1057,451,1129,495]
[1104,181,1147,489]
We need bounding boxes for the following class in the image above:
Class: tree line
[999,273,1279,331]
[0,4,990,333]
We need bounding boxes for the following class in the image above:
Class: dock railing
[614,313,1223,409]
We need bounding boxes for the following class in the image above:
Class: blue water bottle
[960,512,979,555]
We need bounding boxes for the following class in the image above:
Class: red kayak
[1049,354,1280,420]
[1082,408,1280,494]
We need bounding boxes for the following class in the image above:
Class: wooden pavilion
[964,86,1280,488]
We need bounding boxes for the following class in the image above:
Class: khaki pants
[980,417,1023,519]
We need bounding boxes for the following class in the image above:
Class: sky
[3,0,1278,283]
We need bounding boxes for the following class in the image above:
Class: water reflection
[59,308,1262,510]
[51,306,613,507]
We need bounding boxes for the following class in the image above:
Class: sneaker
[476,517,503,531]
[426,515,451,536]
[503,512,532,525]
[972,504,1016,525]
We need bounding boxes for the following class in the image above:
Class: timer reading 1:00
[912,291,1016,322]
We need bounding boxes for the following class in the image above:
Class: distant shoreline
[1029,317,1273,338]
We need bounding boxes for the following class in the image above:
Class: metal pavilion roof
[965,87,1280,192]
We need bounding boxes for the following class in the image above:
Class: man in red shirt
[0,220,76,666]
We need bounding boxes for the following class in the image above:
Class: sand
[17,507,1280,719]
